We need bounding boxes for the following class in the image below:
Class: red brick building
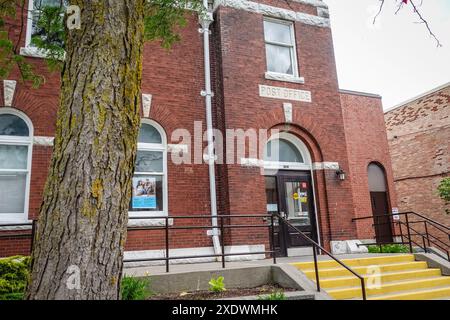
[0,0,397,261]
[385,83,450,244]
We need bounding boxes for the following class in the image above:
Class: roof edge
[339,89,382,99]
[384,81,450,114]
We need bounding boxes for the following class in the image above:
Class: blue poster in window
[132,177,157,209]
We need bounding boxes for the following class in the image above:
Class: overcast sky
[324,0,450,109]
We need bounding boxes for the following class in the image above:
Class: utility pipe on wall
[200,1,222,258]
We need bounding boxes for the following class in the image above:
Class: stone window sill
[20,46,65,60]
[265,72,305,84]
[0,220,33,231]
[128,218,174,228]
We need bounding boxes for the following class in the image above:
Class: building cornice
[213,0,330,28]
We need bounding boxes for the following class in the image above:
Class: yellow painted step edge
[292,254,415,269]
[302,261,429,279]
[369,286,450,301]
[327,277,450,300]
[319,269,443,289]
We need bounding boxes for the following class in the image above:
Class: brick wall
[385,84,450,244]
[213,4,358,248]
[341,92,398,240]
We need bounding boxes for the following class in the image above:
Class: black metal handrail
[353,211,449,261]
[274,214,367,300]
[126,214,277,272]
[0,215,278,273]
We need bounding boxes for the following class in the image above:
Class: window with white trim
[26,0,68,48]
[0,110,33,222]
[263,18,298,76]
[129,121,167,216]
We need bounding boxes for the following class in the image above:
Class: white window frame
[263,132,311,171]
[0,108,34,224]
[21,0,66,58]
[128,119,168,219]
[263,17,300,80]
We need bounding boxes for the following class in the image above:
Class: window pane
[0,145,28,170]
[368,164,387,192]
[264,20,292,45]
[0,115,29,137]
[265,139,304,163]
[130,175,163,212]
[31,0,68,47]
[266,44,293,75]
[135,151,163,173]
[138,124,162,144]
[0,173,26,214]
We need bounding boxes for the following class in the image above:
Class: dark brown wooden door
[370,192,393,243]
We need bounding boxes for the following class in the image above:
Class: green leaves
[0,0,45,87]
[0,256,30,300]
[144,0,203,49]
[437,178,450,214]
[30,4,66,70]
[0,0,204,86]
[208,276,226,293]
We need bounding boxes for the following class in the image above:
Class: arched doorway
[368,163,393,243]
[263,132,318,256]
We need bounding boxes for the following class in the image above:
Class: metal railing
[1,214,369,299]
[0,215,277,273]
[353,211,450,262]
[125,214,277,272]
[274,213,367,300]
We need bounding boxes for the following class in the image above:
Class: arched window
[368,163,387,192]
[264,133,311,171]
[265,139,304,163]
[129,121,167,216]
[0,110,33,222]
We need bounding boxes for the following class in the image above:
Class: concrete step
[318,268,443,289]
[292,254,415,270]
[369,286,450,301]
[299,261,429,279]
[326,276,450,300]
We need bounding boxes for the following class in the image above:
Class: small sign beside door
[392,207,400,221]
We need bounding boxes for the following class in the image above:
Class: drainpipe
[199,1,222,258]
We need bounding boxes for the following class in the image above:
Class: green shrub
[368,244,410,254]
[258,291,286,301]
[0,256,30,300]
[121,276,151,300]
[208,276,226,293]
[438,178,450,214]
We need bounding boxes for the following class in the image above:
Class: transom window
[264,133,311,171]
[0,110,33,223]
[129,121,167,216]
[263,18,298,76]
[265,139,304,163]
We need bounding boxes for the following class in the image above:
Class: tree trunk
[26,0,145,300]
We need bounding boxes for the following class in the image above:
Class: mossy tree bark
[26,0,145,300]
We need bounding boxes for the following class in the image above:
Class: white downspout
[200,1,222,258]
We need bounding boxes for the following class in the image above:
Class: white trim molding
[313,162,340,171]
[213,0,330,28]
[3,80,17,107]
